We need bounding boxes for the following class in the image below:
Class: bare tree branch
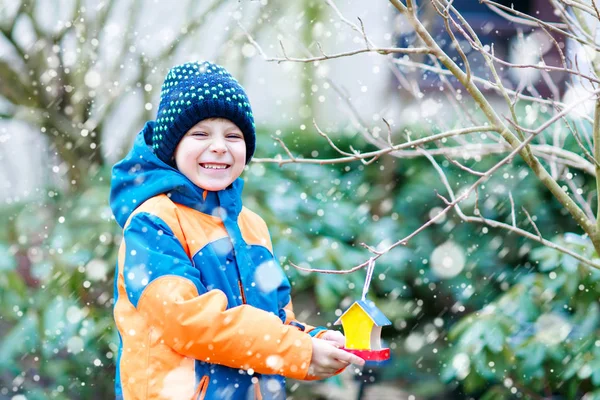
[564,174,595,222]
[245,35,431,63]
[423,136,600,270]
[482,0,600,51]
[253,125,497,165]
[594,97,600,229]
[291,120,600,274]
[392,57,595,124]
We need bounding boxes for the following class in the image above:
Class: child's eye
[191,131,208,137]
[227,133,243,139]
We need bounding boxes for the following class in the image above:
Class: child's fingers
[324,352,353,370]
[332,348,365,366]
[322,339,343,348]
[349,354,365,366]
[321,330,345,346]
[310,363,344,377]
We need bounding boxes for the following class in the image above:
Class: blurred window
[395,0,566,95]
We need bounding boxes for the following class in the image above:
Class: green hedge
[1,119,598,399]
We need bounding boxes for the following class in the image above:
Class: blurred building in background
[0,0,583,200]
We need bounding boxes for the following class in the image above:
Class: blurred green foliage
[443,234,600,399]
[0,170,119,399]
[1,118,599,399]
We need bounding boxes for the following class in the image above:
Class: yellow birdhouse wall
[341,306,375,350]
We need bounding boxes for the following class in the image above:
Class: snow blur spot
[420,98,442,118]
[66,306,84,324]
[524,104,538,126]
[133,175,146,186]
[430,241,465,279]
[535,313,572,345]
[452,353,470,380]
[254,261,284,294]
[265,378,283,394]
[508,33,544,85]
[215,384,239,400]
[376,238,392,253]
[159,366,195,400]
[428,207,446,224]
[85,258,108,281]
[266,355,284,371]
[125,264,150,292]
[67,336,84,354]
[578,364,593,380]
[242,43,257,58]
[212,207,228,221]
[404,332,424,353]
[212,238,233,257]
[251,163,265,177]
[84,70,101,89]
[563,84,595,118]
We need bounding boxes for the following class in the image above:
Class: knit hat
[150,61,256,165]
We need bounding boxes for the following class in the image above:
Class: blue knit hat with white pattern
[150,61,256,165]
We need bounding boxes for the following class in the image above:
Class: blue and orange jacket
[109,122,327,399]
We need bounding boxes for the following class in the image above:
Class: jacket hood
[110,121,244,228]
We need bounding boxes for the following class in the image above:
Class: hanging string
[361,258,375,301]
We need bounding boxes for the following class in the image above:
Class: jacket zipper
[193,375,209,400]
[230,248,247,305]
[238,280,247,304]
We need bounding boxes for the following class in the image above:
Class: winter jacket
[109,122,326,400]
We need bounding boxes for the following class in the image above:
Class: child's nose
[209,137,227,153]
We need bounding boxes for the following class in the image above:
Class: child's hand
[307,337,365,379]
[320,329,346,348]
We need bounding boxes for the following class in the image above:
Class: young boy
[109,61,364,400]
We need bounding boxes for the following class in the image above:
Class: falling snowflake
[430,240,466,279]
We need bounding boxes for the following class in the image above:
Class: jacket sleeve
[256,222,328,339]
[123,211,314,380]
[281,297,327,338]
[274,259,327,338]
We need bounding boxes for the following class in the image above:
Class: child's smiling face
[174,118,246,191]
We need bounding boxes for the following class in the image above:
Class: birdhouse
[334,299,391,361]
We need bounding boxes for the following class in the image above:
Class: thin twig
[482,0,600,51]
[313,120,354,157]
[383,118,394,147]
[392,57,594,124]
[522,207,543,240]
[272,137,296,162]
[594,96,600,229]
[423,131,600,270]
[254,125,496,165]
[474,187,481,216]
[442,154,486,176]
[434,0,472,83]
[509,191,516,227]
[508,89,600,135]
[564,176,595,222]
[425,134,600,269]
[563,117,599,168]
[256,140,597,177]
[245,35,430,63]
